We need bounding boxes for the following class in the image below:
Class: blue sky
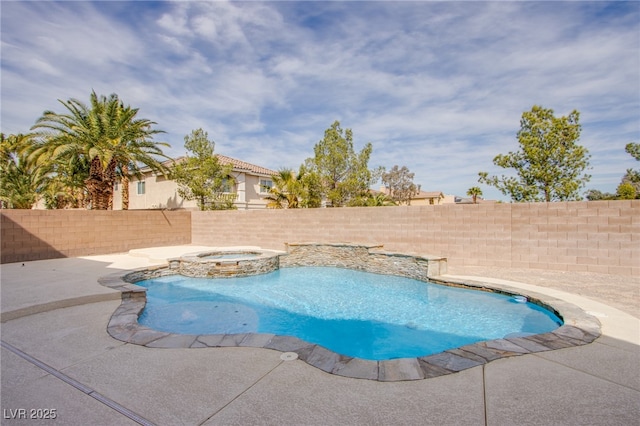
[2,1,639,200]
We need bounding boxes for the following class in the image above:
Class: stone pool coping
[98,265,601,382]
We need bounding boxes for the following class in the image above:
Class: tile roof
[158,155,277,176]
[413,190,444,199]
[215,154,278,176]
[378,186,444,200]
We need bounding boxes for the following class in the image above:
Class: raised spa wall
[151,243,447,281]
[281,243,447,280]
[168,250,281,278]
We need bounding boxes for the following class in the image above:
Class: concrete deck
[1,245,639,425]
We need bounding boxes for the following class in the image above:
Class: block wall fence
[1,201,638,276]
[0,210,191,263]
[192,200,639,276]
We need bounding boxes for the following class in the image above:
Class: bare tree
[381,165,420,205]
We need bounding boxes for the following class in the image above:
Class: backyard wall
[1,201,637,276]
[0,210,191,263]
[192,200,639,276]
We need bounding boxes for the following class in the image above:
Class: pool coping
[98,265,601,382]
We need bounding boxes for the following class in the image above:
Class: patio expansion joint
[1,340,156,426]
[482,364,488,426]
[530,348,640,392]
[195,358,286,426]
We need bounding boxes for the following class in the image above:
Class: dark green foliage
[172,129,235,211]
[479,105,591,202]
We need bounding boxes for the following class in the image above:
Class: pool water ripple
[136,267,562,360]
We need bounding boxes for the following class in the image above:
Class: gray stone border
[171,249,283,278]
[99,263,601,382]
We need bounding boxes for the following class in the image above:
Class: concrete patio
[1,245,639,425]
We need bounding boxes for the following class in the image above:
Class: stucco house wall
[112,155,277,210]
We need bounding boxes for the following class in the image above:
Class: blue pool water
[137,267,562,360]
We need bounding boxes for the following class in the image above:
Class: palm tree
[347,191,397,207]
[467,186,483,204]
[0,133,48,209]
[366,192,397,206]
[31,91,168,210]
[265,169,303,209]
[101,99,169,209]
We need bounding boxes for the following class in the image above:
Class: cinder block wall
[192,200,639,276]
[2,201,637,275]
[1,210,191,263]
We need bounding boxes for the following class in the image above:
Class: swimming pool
[136,267,562,360]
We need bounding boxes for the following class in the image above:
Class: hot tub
[169,249,283,278]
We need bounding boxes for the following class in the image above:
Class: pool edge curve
[98,264,601,382]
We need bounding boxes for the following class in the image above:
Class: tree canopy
[619,142,640,198]
[171,129,235,211]
[305,121,380,207]
[466,186,483,204]
[626,142,640,161]
[381,165,420,205]
[264,168,302,209]
[479,105,591,202]
[0,133,48,209]
[586,142,640,201]
[30,91,168,209]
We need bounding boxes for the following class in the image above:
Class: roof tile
[160,155,277,176]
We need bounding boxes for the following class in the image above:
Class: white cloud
[1,1,638,201]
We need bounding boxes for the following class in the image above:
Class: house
[454,196,497,204]
[112,155,278,210]
[409,190,447,205]
[379,186,448,205]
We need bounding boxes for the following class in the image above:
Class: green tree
[586,143,640,200]
[616,182,636,200]
[585,189,616,201]
[297,164,323,208]
[31,91,168,210]
[50,155,92,208]
[350,191,397,207]
[381,165,421,205]
[0,133,48,209]
[620,142,640,198]
[466,186,483,204]
[626,142,640,161]
[479,105,591,202]
[305,121,379,207]
[265,168,303,209]
[107,103,169,210]
[172,129,235,211]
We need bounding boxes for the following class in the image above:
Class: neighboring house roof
[411,190,444,200]
[379,186,444,199]
[455,196,496,204]
[216,154,278,176]
[141,155,278,176]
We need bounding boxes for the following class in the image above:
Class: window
[221,178,233,193]
[137,181,145,195]
[260,179,273,193]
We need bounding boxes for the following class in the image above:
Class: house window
[137,181,145,195]
[114,182,118,191]
[260,179,273,193]
[221,178,233,193]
